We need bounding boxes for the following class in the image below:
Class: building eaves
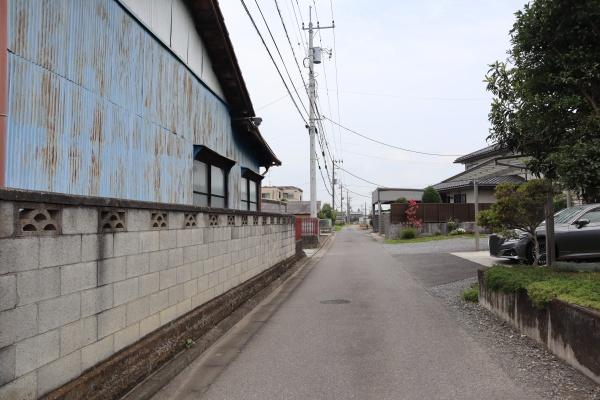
[184,0,281,167]
[453,144,504,164]
[433,175,525,192]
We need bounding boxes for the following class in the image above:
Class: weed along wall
[0,189,298,400]
[477,270,600,385]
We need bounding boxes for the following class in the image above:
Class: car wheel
[525,242,535,265]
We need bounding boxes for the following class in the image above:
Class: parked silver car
[489,204,600,264]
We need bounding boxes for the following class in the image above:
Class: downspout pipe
[0,0,7,188]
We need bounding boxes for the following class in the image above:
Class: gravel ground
[429,278,600,400]
[383,236,489,255]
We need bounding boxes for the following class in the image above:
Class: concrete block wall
[0,199,295,399]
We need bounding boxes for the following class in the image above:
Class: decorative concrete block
[113,232,140,257]
[81,285,113,317]
[168,212,184,230]
[0,304,38,348]
[61,261,97,295]
[15,330,60,376]
[0,344,15,385]
[126,297,150,325]
[176,264,191,284]
[0,372,36,400]
[139,231,159,253]
[176,229,194,248]
[0,274,17,312]
[39,235,81,268]
[113,277,139,306]
[38,293,81,333]
[97,305,126,339]
[0,237,39,274]
[97,257,126,285]
[114,323,140,352]
[60,316,97,356]
[159,230,176,250]
[126,253,149,278]
[182,245,197,264]
[168,248,183,268]
[0,201,14,238]
[81,335,113,371]
[139,272,159,296]
[36,350,81,398]
[81,234,113,261]
[61,207,98,235]
[139,314,160,338]
[149,249,169,272]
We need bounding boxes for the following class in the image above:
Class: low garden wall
[385,221,478,239]
[478,270,600,385]
[0,189,298,400]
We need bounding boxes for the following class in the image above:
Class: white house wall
[120,0,226,100]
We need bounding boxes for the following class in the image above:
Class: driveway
[150,226,533,400]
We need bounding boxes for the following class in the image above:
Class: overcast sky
[219,0,527,212]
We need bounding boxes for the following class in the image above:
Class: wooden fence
[390,203,493,224]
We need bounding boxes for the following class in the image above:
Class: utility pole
[303,8,334,218]
[331,159,342,212]
[346,189,350,223]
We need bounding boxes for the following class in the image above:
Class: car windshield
[553,206,587,224]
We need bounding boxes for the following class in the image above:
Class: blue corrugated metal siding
[6,0,261,206]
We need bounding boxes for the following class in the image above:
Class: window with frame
[241,168,262,211]
[453,193,466,204]
[193,146,234,208]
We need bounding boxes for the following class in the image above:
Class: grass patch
[461,283,479,302]
[484,266,600,311]
[334,224,344,232]
[384,233,486,244]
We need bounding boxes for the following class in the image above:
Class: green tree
[477,180,549,264]
[318,203,337,223]
[395,197,407,204]
[485,0,600,202]
[421,186,442,203]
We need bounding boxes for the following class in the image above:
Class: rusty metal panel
[6,0,260,207]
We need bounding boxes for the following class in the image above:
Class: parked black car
[489,204,600,264]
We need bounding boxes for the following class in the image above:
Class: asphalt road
[151,226,534,400]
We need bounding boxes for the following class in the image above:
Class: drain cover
[320,299,351,304]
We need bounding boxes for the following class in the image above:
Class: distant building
[432,145,529,204]
[261,199,320,218]
[262,186,303,201]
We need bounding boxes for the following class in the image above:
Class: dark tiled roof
[433,175,525,192]
[454,144,503,164]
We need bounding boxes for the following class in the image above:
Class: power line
[343,185,371,199]
[256,94,289,110]
[240,0,307,124]
[337,166,385,187]
[316,152,333,196]
[274,0,307,92]
[252,0,309,116]
[322,116,462,157]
